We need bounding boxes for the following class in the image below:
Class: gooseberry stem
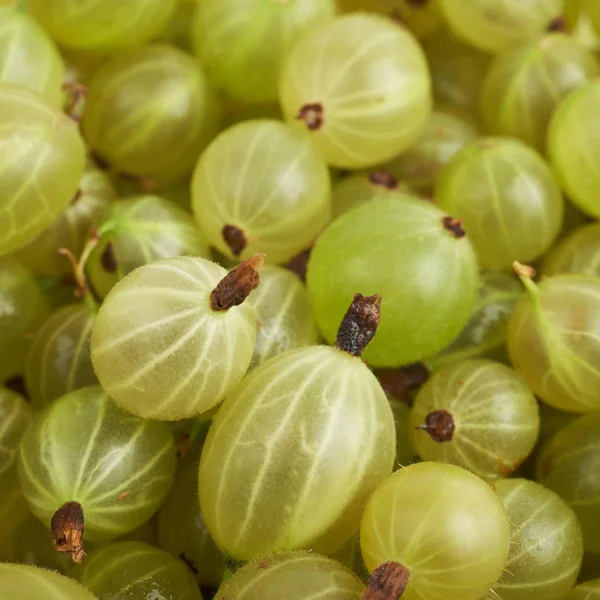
[363,562,410,600]
[513,261,539,299]
[334,293,382,358]
[210,255,264,311]
[57,229,99,304]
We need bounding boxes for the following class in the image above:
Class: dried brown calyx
[296,103,324,131]
[375,362,430,401]
[210,255,264,311]
[335,293,382,358]
[547,15,568,32]
[442,216,465,239]
[363,562,410,600]
[62,81,88,122]
[416,409,455,442]
[369,170,398,190]
[51,501,86,564]
[222,224,247,257]
[100,241,118,273]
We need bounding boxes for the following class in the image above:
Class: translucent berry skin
[25,303,98,411]
[214,551,365,600]
[76,541,202,600]
[306,196,480,367]
[199,346,396,560]
[0,6,64,106]
[562,579,600,600]
[82,44,220,183]
[390,396,418,468]
[191,0,336,104]
[17,168,116,277]
[430,269,523,368]
[337,0,443,39]
[536,414,600,553]
[27,0,176,52]
[9,515,72,574]
[480,34,600,152]
[0,256,50,383]
[412,359,539,479]
[91,257,257,420]
[0,85,86,256]
[279,13,432,169]
[248,265,320,369]
[360,462,510,600]
[483,478,583,600]
[331,172,412,221]
[548,81,600,218]
[436,137,564,270]
[191,119,331,265]
[87,194,209,299]
[0,388,32,477]
[382,109,479,195]
[507,274,600,413]
[0,563,96,600]
[439,0,563,53]
[17,386,176,541]
[0,468,29,545]
[157,450,225,588]
[543,222,600,278]
[422,30,491,115]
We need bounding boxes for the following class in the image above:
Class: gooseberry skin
[0,85,86,256]
[412,359,540,480]
[360,462,510,600]
[248,265,320,369]
[214,551,365,600]
[480,34,600,152]
[0,6,64,106]
[17,168,116,277]
[0,388,32,477]
[191,0,336,104]
[0,468,29,546]
[483,478,584,600]
[543,222,600,278]
[0,563,97,600]
[306,196,480,367]
[279,13,432,169]
[87,194,209,299]
[562,578,600,600]
[331,172,412,221]
[199,346,396,560]
[157,449,225,588]
[439,0,563,53]
[422,29,491,115]
[191,119,331,265]
[536,414,600,553]
[336,0,443,39]
[82,44,220,183]
[0,256,50,384]
[17,386,176,542]
[382,109,479,195]
[25,303,98,411]
[76,541,202,600]
[429,270,523,368]
[436,137,564,270]
[27,0,176,52]
[507,274,600,413]
[91,257,257,421]
[548,80,600,218]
